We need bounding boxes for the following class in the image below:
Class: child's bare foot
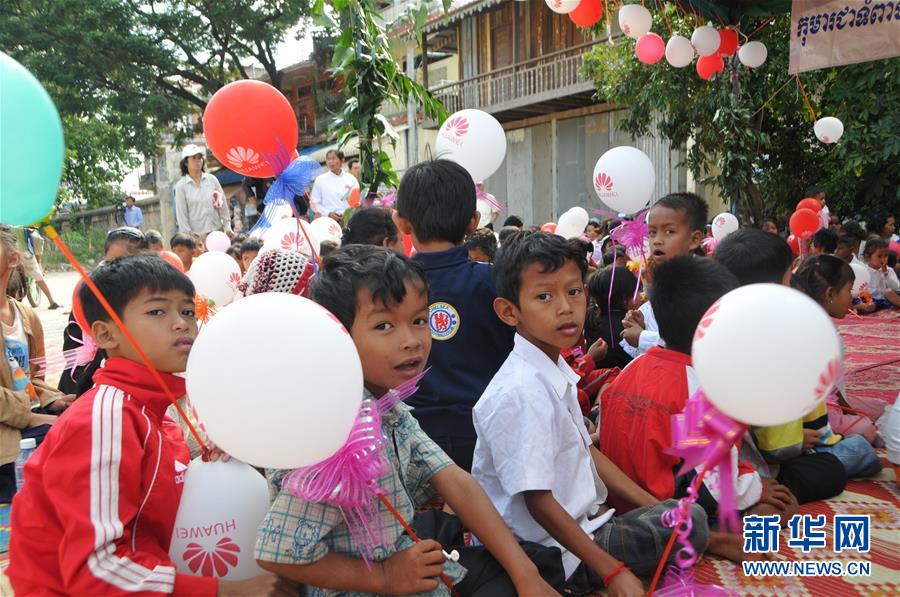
[707,531,774,563]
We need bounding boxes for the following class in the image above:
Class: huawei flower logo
[227,272,241,289]
[182,537,240,577]
[594,172,614,192]
[226,146,260,169]
[715,216,727,227]
[622,24,632,35]
[281,232,303,251]
[444,116,469,138]
[821,135,830,143]
[814,358,842,398]
[693,300,722,341]
[552,0,563,7]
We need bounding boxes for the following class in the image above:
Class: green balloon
[0,52,64,225]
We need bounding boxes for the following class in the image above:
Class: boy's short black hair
[79,254,195,326]
[650,255,738,354]
[347,158,359,169]
[864,237,888,257]
[396,159,476,245]
[170,233,197,250]
[463,230,498,261]
[309,244,429,331]
[837,235,855,247]
[343,207,399,247]
[804,185,824,198]
[239,238,263,256]
[493,231,588,307]
[225,245,241,259]
[319,240,339,257]
[653,192,709,233]
[503,215,524,228]
[714,228,794,286]
[602,245,627,266]
[498,226,520,245]
[104,227,147,254]
[812,228,838,253]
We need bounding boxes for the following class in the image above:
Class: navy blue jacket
[409,247,515,438]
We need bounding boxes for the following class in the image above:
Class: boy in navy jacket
[394,160,514,471]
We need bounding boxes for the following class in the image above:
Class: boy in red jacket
[8,254,287,596]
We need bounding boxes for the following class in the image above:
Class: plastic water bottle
[14,437,37,492]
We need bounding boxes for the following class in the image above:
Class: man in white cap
[173,144,232,238]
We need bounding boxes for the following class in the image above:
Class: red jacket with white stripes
[8,357,217,596]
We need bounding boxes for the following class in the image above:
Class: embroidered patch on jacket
[429,302,460,341]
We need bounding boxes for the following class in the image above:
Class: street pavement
[35,271,82,387]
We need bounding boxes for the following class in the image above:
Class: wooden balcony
[429,41,599,124]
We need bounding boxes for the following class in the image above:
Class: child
[790,255,882,478]
[714,229,847,504]
[170,232,197,272]
[239,238,263,273]
[145,229,165,252]
[343,207,404,251]
[255,245,559,596]
[810,228,838,255]
[620,193,708,358]
[863,238,900,308]
[463,229,498,264]
[601,256,796,528]
[834,235,857,264]
[225,244,242,270]
[472,232,710,594]
[394,160,514,471]
[8,254,280,595]
[0,226,71,502]
[584,266,637,370]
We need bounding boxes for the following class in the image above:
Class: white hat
[181,144,205,160]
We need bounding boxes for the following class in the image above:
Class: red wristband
[603,562,627,587]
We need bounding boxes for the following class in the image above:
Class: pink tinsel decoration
[655,566,737,596]
[701,236,718,255]
[475,187,505,212]
[30,327,99,378]
[609,212,649,260]
[281,369,429,565]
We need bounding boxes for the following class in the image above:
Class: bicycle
[7,264,42,307]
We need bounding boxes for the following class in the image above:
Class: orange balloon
[796,197,822,213]
[402,234,414,257]
[348,187,361,209]
[789,208,821,239]
[569,0,603,27]
[718,29,739,57]
[696,55,725,80]
[541,223,558,234]
[159,250,185,273]
[72,280,89,335]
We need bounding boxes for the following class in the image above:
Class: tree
[313,0,448,196]
[1,0,311,206]
[580,7,900,222]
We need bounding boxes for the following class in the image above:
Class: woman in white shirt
[174,144,233,238]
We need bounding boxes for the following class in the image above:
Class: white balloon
[691,25,720,57]
[186,293,363,469]
[435,109,507,183]
[262,217,315,256]
[711,212,739,240]
[814,117,844,144]
[309,216,343,249]
[544,0,580,14]
[737,41,767,68]
[665,35,695,68]
[557,207,590,239]
[592,146,656,215]
[618,5,653,39]
[189,252,241,307]
[205,230,231,253]
[169,459,268,581]
[849,262,870,298]
[692,284,843,426]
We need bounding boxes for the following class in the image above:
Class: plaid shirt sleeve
[254,489,343,565]
[397,409,454,507]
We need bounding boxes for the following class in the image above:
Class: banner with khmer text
[789,0,900,74]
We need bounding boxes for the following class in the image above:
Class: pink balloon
[635,33,665,65]
[205,230,231,252]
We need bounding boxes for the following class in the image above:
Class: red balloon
[569,0,603,27]
[796,197,822,213]
[159,250,186,273]
[789,208,821,239]
[786,234,800,255]
[718,29,739,57]
[203,80,299,178]
[347,187,361,209]
[696,55,725,80]
[541,223,558,234]
[636,33,666,65]
[402,234,414,257]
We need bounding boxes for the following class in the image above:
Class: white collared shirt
[620,300,663,359]
[472,334,611,578]
[174,173,231,235]
[309,170,359,216]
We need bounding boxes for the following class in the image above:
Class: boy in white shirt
[472,231,709,596]
[309,149,359,220]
